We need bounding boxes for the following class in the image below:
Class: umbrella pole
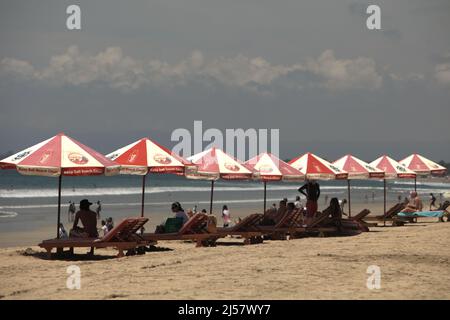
[263,181,267,213]
[414,176,417,192]
[383,179,387,227]
[141,174,147,217]
[56,175,62,239]
[347,179,351,218]
[209,180,215,214]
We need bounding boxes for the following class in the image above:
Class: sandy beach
[1,209,449,300]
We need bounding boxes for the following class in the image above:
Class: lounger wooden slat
[216,213,265,244]
[256,208,304,239]
[142,213,224,246]
[350,209,371,222]
[39,217,150,258]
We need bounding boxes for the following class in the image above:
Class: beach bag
[164,217,184,233]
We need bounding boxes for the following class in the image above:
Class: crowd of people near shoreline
[57,180,450,243]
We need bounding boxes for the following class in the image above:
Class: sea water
[0,170,449,236]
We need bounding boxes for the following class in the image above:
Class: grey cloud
[435,63,450,86]
[1,46,383,92]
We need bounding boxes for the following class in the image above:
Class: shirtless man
[403,191,423,213]
[298,180,321,225]
[72,199,98,238]
[72,199,98,255]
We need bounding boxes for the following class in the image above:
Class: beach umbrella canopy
[399,154,447,176]
[333,154,385,216]
[0,132,120,238]
[370,155,416,180]
[333,154,385,180]
[0,133,119,176]
[245,152,305,212]
[186,147,253,213]
[288,152,348,180]
[106,137,194,216]
[106,138,192,175]
[370,155,416,224]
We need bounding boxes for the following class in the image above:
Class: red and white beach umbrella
[245,152,305,212]
[333,154,385,216]
[106,137,194,216]
[370,155,416,180]
[399,154,447,189]
[370,155,416,223]
[288,152,348,180]
[186,147,253,213]
[0,132,120,238]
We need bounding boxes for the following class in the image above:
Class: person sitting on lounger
[261,199,287,226]
[171,202,189,224]
[403,191,423,213]
[328,198,343,232]
[71,199,98,238]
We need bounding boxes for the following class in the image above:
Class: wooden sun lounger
[142,213,224,247]
[257,208,304,240]
[216,213,265,244]
[260,209,337,239]
[39,217,150,258]
[349,209,377,227]
[365,203,406,223]
[350,209,371,222]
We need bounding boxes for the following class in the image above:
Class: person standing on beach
[68,201,72,222]
[222,205,231,227]
[430,193,437,210]
[294,196,302,209]
[298,180,320,226]
[68,201,76,222]
[95,201,102,220]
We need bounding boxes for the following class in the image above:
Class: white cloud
[1,46,384,92]
[435,63,450,86]
[306,50,382,90]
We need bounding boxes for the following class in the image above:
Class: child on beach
[222,205,231,227]
[106,217,114,232]
[100,220,108,236]
[68,201,76,222]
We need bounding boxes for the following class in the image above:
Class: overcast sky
[1,0,449,162]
